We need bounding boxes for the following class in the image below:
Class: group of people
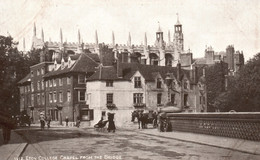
[131,110,158,129]
[94,112,116,132]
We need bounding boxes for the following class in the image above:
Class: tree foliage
[0,35,40,114]
[205,61,228,112]
[214,53,260,112]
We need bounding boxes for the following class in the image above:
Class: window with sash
[133,93,143,104]
[106,93,113,104]
[134,77,141,88]
[78,90,85,101]
[78,75,85,84]
[106,81,113,87]
[59,92,63,102]
[67,91,71,102]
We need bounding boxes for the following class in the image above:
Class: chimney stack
[177,61,181,81]
[117,54,123,78]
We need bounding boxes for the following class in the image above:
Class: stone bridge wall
[165,112,260,141]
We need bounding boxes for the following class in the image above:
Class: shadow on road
[14,126,103,145]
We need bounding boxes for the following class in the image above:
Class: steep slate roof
[87,62,188,82]
[17,73,31,85]
[44,53,100,78]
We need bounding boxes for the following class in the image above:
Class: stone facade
[31,17,192,68]
[86,63,206,127]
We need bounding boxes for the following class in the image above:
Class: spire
[78,29,81,44]
[159,32,163,47]
[33,22,36,37]
[144,32,147,47]
[168,30,171,44]
[95,30,98,45]
[60,28,63,44]
[112,31,115,47]
[157,21,162,32]
[23,38,26,52]
[41,28,44,42]
[176,13,181,25]
[128,32,131,46]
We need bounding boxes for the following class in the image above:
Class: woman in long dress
[107,113,116,133]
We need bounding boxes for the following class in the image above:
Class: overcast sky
[0,0,259,61]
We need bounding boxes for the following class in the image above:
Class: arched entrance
[165,54,173,66]
[149,53,159,66]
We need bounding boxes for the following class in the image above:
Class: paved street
[14,126,260,160]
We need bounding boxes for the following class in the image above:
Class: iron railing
[160,112,260,141]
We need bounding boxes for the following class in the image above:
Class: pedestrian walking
[107,112,116,133]
[75,116,80,128]
[39,114,45,130]
[0,110,15,144]
[46,114,51,129]
[65,116,69,127]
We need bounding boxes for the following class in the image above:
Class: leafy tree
[0,36,26,114]
[205,61,228,112]
[0,35,42,115]
[214,53,260,112]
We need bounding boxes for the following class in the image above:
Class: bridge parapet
[160,112,260,141]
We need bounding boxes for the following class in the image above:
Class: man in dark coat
[0,110,15,144]
[107,113,116,133]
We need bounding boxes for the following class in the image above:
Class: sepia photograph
[0,0,260,159]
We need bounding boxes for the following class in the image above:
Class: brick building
[18,52,100,122]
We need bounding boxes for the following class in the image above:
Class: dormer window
[31,71,34,77]
[37,69,40,76]
[134,77,141,88]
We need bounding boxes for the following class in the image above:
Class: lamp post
[30,106,34,123]
[56,105,63,125]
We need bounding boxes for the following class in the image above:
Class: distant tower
[226,45,235,71]
[173,13,184,66]
[31,23,44,50]
[155,22,164,48]
[205,46,214,64]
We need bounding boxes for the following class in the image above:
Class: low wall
[165,112,260,141]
